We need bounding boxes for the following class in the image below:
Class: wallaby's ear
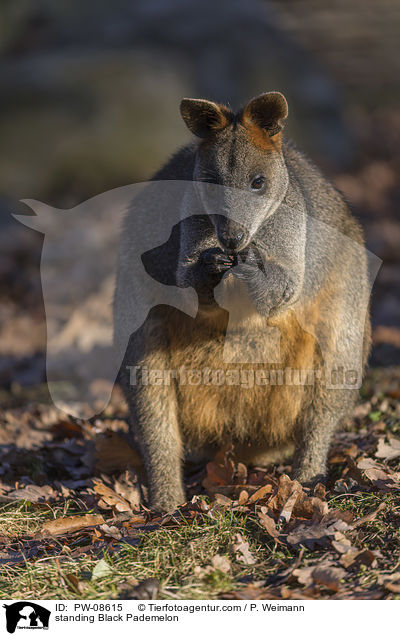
[180,98,233,138]
[242,92,288,137]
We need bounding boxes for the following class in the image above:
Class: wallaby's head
[180,92,289,253]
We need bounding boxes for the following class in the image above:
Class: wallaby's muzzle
[212,215,249,253]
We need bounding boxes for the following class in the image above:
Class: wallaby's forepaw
[231,247,259,281]
[232,253,295,314]
[200,247,235,277]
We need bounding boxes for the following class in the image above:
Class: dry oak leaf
[279,484,303,523]
[378,572,400,594]
[213,493,234,507]
[231,533,257,565]
[286,519,351,550]
[237,490,249,505]
[202,447,235,493]
[293,562,346,592]
[235,462,248,484]
[63,573,83,594]
[312,566,346,592]
[41,513,105,536]
[268,474,328,522]
[94,431,144,475]
[351,502,386,528]
[3,484,56,503]
[247,483,273,505]
[331,530,378,570]
[93,479,132,512]
[292,566,315,587]
[100,524,122,540]
[211,554,231,574]
[257,509,280,539]
[357,457,400,491]
[331,532,354,555]
[113,470,142,510]
[340,548,377,570]
[375,436,400,461]
[195,554,232,578]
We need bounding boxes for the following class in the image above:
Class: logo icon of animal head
[3,602,50,633]
[15,180,380,416]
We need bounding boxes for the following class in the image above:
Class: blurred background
[0,0,399,404]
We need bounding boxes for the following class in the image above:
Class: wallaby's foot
[292,461,327,488]
[149,485,186,514]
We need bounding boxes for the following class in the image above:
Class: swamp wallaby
[114,92,371,512]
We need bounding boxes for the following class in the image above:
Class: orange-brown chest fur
[167,284,317,453]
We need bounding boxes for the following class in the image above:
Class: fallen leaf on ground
[231,533,257,565]
[99,524,122,540]
[195,554,232,578]
[214,493,233,507]
[4,484,57,503]
[202,447,235,493]
[293,561,346,592]
[375,436,400,461]
[312,565,346,591]
[93,479,132,512]
[257,510,280,539]
[235,463,248,484]
[63,573,83,593]
[92,559,113,580]
[357,458,400,491]
[113,469,142,510]
[287,519,351,550]
[331,532,354,554]
[41,513,105,536]
[292,566,315,587]
[211,554,231,573]
[279,484,303,523]
[351,502,386,528]
[247,484,273,505]
[94,432,143,474]
[237,490,249,505]
[333,478,361,494]
[373,325,400,348]
[268,474,328,521]
[120,578,160,600]
[340,548,377,569]
[378,572,400,594]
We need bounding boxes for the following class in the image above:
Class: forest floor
[1,366,400,600]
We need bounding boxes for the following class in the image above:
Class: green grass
[0,500,83,537]
[0,503,285,600]
[1,366,400,599]
[1,491,397,600]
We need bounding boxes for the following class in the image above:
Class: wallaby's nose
[218,230,245,251]
[216,217,247,252]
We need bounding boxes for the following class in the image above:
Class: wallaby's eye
[250,175,266,191]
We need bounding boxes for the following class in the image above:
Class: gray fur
[114,92,370,512]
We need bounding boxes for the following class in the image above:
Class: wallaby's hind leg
[128,392,185,512]
[121,318,185,513]
[292,387,357,485]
